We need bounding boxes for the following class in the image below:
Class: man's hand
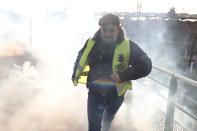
[110,72,121,84]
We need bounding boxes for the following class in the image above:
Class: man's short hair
[99,13,120,26]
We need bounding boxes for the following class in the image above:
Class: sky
[0,0,196,14]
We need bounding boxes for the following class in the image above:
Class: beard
[102,36,116,44]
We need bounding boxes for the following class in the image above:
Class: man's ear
[118,25,122,31]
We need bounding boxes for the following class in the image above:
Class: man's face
[100,24,120,44]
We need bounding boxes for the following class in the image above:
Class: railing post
[164,76,177,131]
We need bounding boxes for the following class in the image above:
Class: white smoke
[125,15,197,131]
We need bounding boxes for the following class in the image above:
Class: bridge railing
[151,64,197,131]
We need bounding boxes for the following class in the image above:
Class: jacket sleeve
[71,39,89,81]
[118,40,152,82]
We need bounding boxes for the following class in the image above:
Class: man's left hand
[110,72,121,83]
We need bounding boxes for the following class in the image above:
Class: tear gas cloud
[126,14,197,130]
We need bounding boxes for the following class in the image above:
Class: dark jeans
[87,92,124,131]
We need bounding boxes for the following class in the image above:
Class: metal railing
[152,64,197,131]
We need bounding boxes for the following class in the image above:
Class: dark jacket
[72,28,152,89]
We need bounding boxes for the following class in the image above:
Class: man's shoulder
[124,38,138,47]
[128,39,137,44]
[127,39,143,52]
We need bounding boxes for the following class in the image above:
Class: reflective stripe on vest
[73,38,132,96]
[112,39,132,96]
[73,38,95,86]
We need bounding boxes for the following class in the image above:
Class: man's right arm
[117,40,152,82]
[71,39,89,81]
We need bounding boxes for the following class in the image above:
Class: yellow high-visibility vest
[73,38,132,96]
